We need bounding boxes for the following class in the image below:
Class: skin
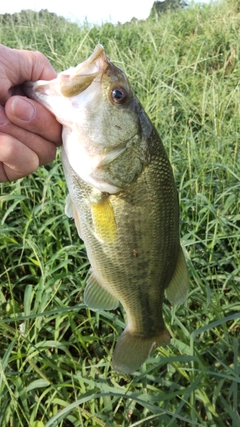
[0,44,62,182]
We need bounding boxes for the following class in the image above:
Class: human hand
[0,44,62,182]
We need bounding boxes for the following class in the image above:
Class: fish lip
[74,44,107,74]
[23,80,37,96]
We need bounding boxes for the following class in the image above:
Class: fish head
[24,45,107,123]
[24,44,136,131]
[24,45,152,192]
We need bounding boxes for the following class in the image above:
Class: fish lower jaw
[63,135,124,194]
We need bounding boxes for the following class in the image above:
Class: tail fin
[112,328,171,374]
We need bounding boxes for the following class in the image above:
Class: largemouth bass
[24,45,188,374]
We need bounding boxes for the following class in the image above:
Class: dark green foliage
[149,0,184,19]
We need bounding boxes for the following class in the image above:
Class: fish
[24,44,189,374]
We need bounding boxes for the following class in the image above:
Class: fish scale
[62,130,179,354]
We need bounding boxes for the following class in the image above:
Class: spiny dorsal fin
[165,245,189,305]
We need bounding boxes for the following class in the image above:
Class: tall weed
[0,1,239,426]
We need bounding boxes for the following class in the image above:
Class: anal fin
[84,272,119,311]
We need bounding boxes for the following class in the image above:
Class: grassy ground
[0,1,239,426]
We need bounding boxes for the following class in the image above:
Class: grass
[0,1,240,426]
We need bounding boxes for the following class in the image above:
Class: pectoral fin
[91,197,116,243]
[165,246,189,305]
[84,272,119,310]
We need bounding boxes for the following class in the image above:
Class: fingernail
[0,106,9,125]
[11,97,35,121]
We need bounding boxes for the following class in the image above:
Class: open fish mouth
[24,44,109,100]
[59,44,109,97]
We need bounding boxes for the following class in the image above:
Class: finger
[16,49,57,81]
[0,45,57,103]
[0,132,39,182]
[5,96,62,145]
[0,105,57,166]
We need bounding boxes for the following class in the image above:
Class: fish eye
[111,87,127,104]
